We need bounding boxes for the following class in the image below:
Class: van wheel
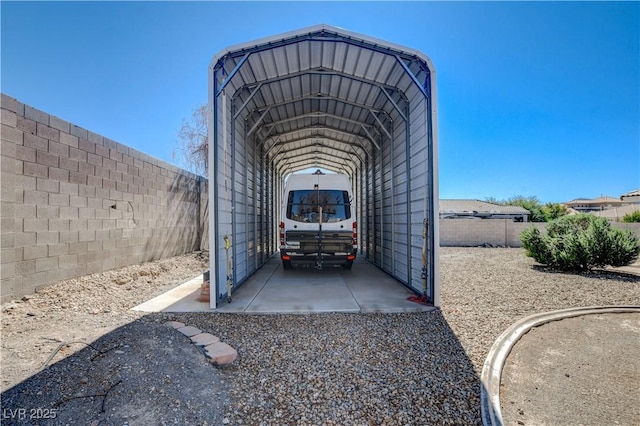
[282,260,293,270]
[342,260,353,270]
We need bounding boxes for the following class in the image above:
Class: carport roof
[209,24,435,176]
[211,24,431,66]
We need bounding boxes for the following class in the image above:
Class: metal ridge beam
[262,125,374,155]
[266,136,366,159]
[271,143,360,164]
[229,67,401,105]
[263,112,379,134]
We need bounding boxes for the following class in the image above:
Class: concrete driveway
[133,257,434,314]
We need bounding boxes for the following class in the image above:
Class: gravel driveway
[1,247,638,425]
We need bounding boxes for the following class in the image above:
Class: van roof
[285,173,352,191]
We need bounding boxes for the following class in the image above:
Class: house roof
[564,196,622,207]
[621,189,640,202]
[439,199,530,215]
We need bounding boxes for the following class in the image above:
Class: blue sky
[2,1,638,203]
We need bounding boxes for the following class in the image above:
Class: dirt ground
[1,252,210,393]
[500,312,640,426]
[0,251,237,425]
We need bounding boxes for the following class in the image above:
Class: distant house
[439,199,530,222]
[592,203,640,221]
[620,189,640,204]
[564,196,624,212]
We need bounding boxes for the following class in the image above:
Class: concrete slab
[343,261,431,312]
[213,261,280,313]
[243,276,360,313]
[132,256,434,314]
[132,275,204,312]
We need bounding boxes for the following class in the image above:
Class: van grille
[285,230,353,254]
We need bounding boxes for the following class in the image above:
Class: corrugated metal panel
[209,24,439,307]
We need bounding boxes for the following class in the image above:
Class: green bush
[622,210,640,223]
[542,202,569,222]
[485,196,569,222]
[520,214,640,271]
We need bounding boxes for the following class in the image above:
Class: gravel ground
[1,247,639,425]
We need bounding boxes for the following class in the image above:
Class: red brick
[176,325,201,337]
[190,333,220,347]
[204,342,238,365]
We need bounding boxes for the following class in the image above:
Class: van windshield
[286,190,351,223]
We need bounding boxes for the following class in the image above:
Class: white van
[280,170,357,270]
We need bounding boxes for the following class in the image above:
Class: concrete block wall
[1,94,207,303]
[439,219,640,247]
[439,219,543,247]
[614,222,640,237]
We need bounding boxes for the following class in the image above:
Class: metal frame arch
[211,25,433,98]
[263,126,373,157]
[230,70,400,148]
[209,24,439,309]
[274,140,365,168]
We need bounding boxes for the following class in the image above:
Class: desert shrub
[622,210,640,223]
[520,214,640,271]
[520,227,553,264]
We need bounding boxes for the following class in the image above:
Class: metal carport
[207,24,439,309]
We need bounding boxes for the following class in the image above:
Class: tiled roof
[564,196,622,206]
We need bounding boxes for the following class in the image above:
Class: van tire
[282,259,293,270]
[342,260,353,270]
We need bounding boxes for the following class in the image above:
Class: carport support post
[427,72,440,307]
[377,143,384,266]
[404,101,412,286]
[230,97,237,300]
[208,66,218,309]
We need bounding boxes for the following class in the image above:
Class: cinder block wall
[1,94,207,303]
[439,219,640,247]
[439,219,546,247]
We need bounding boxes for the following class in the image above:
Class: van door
[282,187,354,269]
